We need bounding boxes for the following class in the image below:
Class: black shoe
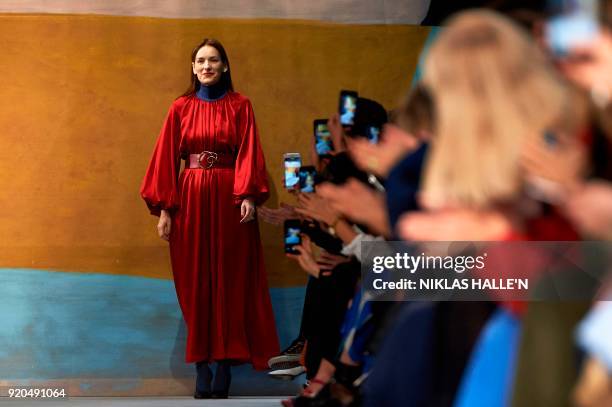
[194,361,212,399]
[211,391,229,399]
[193,390,212,399]
[212,360,232,398]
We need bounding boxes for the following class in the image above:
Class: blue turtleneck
[196,81,228,102]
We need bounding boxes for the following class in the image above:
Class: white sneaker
[268,365,306,380]
[268,354,301,369]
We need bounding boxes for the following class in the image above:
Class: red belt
[185,151,235,169]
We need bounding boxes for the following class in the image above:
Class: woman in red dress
[140,38,279,399]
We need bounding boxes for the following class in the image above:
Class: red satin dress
[140,91,279,369]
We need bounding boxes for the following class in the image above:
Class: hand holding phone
[283,153,302,191]
[314,119,334,158]
[339,90,358,126]
[284,219,302,254]
[299,166,317,193]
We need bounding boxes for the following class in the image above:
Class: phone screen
[339,91,358,126]
[546,12,598,57]
[284,220,302,254]
[299,166,317,193]
[314,120,334,157]
[284,153,302,190]
[365,125,381,144]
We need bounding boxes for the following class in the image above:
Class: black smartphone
[283,153,302,190]
[365,125,381,144]
[299,165,317,193]
[314,119,334,158]
[339,90,358,126]
[284,219,302,254]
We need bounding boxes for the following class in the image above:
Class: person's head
[319,152,370,186]
[350,97,388,138]
[421,10,569,210]
[391,83,435,139]
[183,38,234,96]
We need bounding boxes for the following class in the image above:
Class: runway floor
[0,397,283,406]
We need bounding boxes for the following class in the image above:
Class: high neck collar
[196,81,227,102]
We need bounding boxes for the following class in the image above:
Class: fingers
[165,221,171,238]
[348,140,380,173]
[294,207,313,217]
[315,182,337,200]
[157,219,170,241]
[158,228,169,241]
[240,200,255,223]
[297,192,313,208]
[259,206,293,225]
[293,244,305,255]
[240,206,255,223]
[257,206,274,224]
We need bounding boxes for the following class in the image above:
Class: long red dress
[140,91,279,369]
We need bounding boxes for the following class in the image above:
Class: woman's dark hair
[182,38,234,97]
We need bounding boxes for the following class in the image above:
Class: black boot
[194,361,212,399]
[211,360,232,399]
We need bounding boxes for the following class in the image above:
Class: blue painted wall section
[0,269,304,394]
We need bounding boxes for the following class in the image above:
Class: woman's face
[192,45,226,87]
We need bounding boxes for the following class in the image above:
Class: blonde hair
[421,10,569,209]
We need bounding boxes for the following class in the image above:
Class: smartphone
[339,90,358,126]
[283,153,302,190]
[365,125,381,144]
[546,11,598,57]
[314,119,334,157]
[299,166,317,193]
[284,219,302,254]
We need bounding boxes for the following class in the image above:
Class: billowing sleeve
[233,98,270,206]
[140,102,182,216]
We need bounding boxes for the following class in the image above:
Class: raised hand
[317,178,390,237]
[347,124,419,178]
[258,202,298,226]
[295,192,340,226]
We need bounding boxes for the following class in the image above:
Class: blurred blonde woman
[400,10,570,241]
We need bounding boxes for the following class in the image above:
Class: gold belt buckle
[197,151,218,169]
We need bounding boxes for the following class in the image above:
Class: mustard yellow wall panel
[0,14,429,286]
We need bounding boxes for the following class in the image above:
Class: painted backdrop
[0,1,430,396]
